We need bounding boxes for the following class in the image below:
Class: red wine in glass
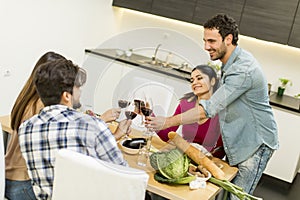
[125,111,137,120]
[141,107,153,117]
[134,99,145,113]
[118,100,130,108]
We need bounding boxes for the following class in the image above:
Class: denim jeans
[228,144,274,200]
[5,179,37,200]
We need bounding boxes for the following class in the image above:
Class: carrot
[168,132,225,180]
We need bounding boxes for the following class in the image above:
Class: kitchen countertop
[84,48,300,114]
[269,92,300,114]
[85,48,191,81]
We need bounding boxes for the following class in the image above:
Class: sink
[137,59,168,66]
[136,58,192,76]
[137,59,183,70]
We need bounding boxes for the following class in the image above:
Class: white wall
[0,0,118,115]
[1,0,300,115]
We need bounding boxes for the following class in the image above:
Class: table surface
[121,129,238,200]
[0,115,238,200]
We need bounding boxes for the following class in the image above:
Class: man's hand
[114,119,132,140]
[145,106,203,131]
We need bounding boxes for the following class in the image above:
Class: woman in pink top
[156,65,225,159]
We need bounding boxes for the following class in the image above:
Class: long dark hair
[181,64,219,102]
[10,52,66,131]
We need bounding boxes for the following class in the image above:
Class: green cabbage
[150,148,195,184]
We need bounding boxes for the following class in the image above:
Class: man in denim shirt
[148,14,279,199]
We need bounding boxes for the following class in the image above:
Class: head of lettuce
[150,148,196,184]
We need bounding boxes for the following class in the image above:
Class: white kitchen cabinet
[263,107,300,183]
[81,27,210,113]
[82,54,190,131]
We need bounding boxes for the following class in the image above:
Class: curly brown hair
[204,13,239,45]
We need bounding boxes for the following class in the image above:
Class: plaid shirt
[19,105,127,199]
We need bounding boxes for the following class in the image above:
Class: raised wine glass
[118,99,131,109]
[133,98,145,127]
[117,94,132,121]
[124,110,137,121]
[141,97,154,153]
[121,103,137,140]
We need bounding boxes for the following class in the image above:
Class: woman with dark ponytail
[156,65,225,159]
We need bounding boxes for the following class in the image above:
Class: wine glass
[133,98,145,127]
[117,94,132,121]
[141,98,153,128]
[124,110,137,121]
[141,97,154,153]
[118,99,131,109]
[122,104,137,140]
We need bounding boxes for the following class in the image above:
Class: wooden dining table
[120,128,238,200]
[0,115,238,200]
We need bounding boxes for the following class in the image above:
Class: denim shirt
[200,46,279,165]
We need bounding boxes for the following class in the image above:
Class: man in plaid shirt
[18,59,130,199]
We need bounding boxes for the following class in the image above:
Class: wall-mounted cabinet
[112,0,300,48]
[192,0,245,26]
[288,5,300,48]
[112,0,152,13]
[239,0,298,44]
[151,0,197,23]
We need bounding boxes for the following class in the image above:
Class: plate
[120,138,146,155]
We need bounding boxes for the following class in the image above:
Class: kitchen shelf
[269,92,300,114]
[85,48,191,82]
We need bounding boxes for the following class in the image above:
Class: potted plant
[277,78,292,96]
[207,61,221,78]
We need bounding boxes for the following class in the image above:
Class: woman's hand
[114,119,132,140]
[145,116,168,131]
[100,108,121,123]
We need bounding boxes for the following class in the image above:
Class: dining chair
[0,123,5,200]
[52,149,149,200]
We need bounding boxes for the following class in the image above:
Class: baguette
[168,131,225,180]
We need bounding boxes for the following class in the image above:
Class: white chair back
[0,123,5,200]
[52,149,149,200]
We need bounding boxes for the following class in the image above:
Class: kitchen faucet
[151,44,162,65]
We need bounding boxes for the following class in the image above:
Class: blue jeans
[5,179,36,200]
[229,144,274,200]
